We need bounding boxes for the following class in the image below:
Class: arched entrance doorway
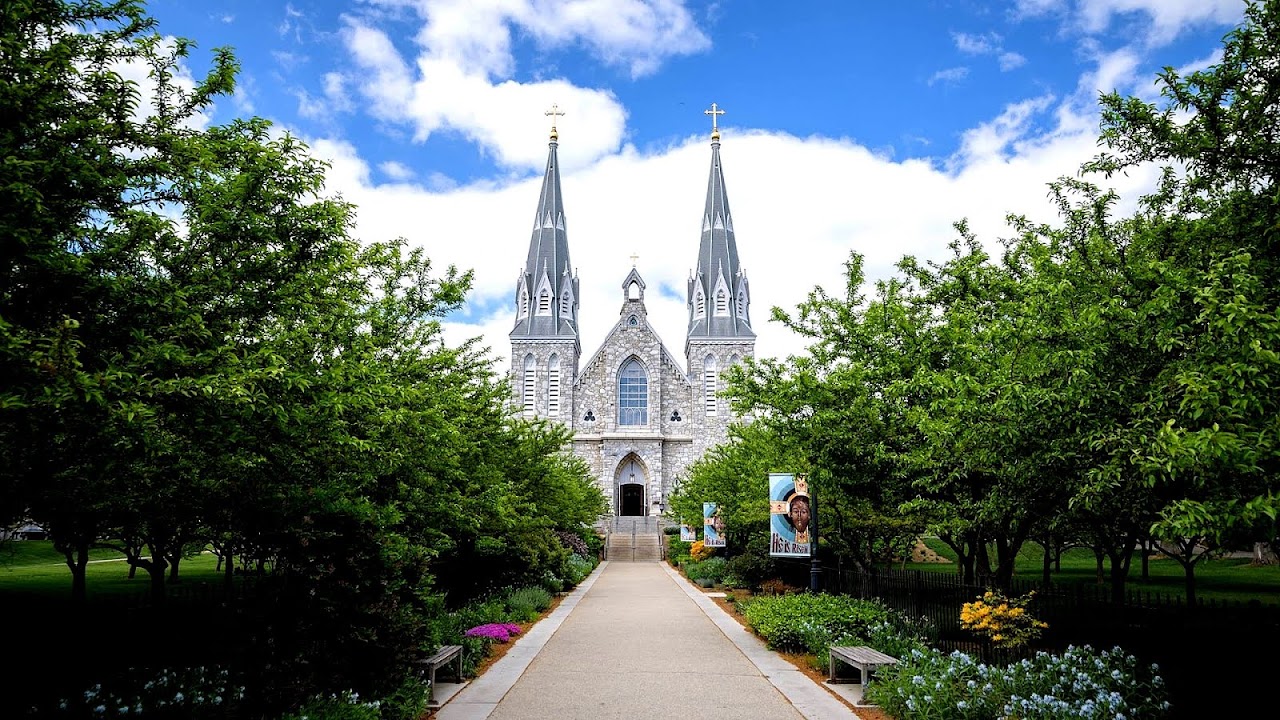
[616,457,646,516]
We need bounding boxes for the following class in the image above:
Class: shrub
[690,540,715,561]
[565,554,595,585]
[758,578,800,596]
[662,524,682,535]
[555,530,591,557]
[378,675,431,720]
[278,691,382,720]
[739,593,892,653]
[866,645,1171,719]
[504,586,552,622]
[539,571,564,595]
[667,535,691,565]
[724,553,773,589]
[961,589,1048,649]
[685,557,728,584]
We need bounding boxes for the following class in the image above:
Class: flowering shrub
[865,645,1171,719]
[278,690,382,720]
[961,589,1048,648]
[690,540,715,561]
[565,553,595,584]
[463,623,523,643]
[51,665,245,718]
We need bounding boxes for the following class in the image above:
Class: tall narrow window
[522,355,536,415]
[519,289,529,318]
[560,292,571,318]
[618,358,648,426]
[547,354,560,417]
[703,355,718,416]
[538,290,551,315]
[715,290,728,315]
[695,288,706,318]
[737,290,746,317]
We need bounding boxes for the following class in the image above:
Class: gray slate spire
[510,131,580,347]
[687,122,754,341]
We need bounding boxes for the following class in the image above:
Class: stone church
[509,112,755,516]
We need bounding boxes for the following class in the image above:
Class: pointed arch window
[519,288,529,319]
[694,287,706,319]
[537,289,551,315]
[736,289,747,318]
[618,358,648,426]
[715,290,728,316]
[547,354,560,417]
[628,281,641,300]
[522,355,536,416]
[560,291,572,319]
[703,355,718,416]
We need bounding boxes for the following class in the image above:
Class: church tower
[686,104,755,429]
[510,107,580,421]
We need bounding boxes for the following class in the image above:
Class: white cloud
[954,31,1001,55]
[379,160,417,181]
[304,52,1162,376]
[1017,0,1243,46]
[336,1,708,170]
[928,66,970,86]
[279,3,305,40]
[953,30,1027,72]
[998,51,1028,71]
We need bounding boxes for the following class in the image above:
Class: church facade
[509,115,755,516]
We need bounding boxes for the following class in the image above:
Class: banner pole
[810,485,822,593]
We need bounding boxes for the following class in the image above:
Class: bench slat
[422,644,463,667]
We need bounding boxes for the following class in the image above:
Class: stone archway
[615,456,647,516]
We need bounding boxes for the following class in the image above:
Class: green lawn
[0,541,224,601]
[908,537,1280,605]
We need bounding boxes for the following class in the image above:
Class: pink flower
[464,623,524,643]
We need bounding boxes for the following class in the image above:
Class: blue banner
[769,473,811,557]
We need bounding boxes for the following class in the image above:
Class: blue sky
[141,0,1246,368]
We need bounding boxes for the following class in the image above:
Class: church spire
[687,103,754,343]
[510,106,579,348]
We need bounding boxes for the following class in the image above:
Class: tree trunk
[1105,537,1136,605]
[1183,559,1197,606]
[1093,546,1105,584]
[1141,538,1151,581]
[223,548,235,590]
[168,554,181,581]
[1042,540,1052,586]
[62,540,90,605]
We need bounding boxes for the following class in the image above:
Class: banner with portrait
[769,473,811,557]
[679,524,696,542]
[702,502,726,547]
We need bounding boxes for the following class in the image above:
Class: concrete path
[436,561,857,720]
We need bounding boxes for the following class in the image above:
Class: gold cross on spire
[704,102,725,139]
[630,252,639,267]
[545,102,565,140]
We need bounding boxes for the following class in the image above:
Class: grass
[908,537,1280,604]
[0,540,225,601]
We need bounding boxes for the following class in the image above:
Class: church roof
[510,129,579,344]
[687,120,754,341]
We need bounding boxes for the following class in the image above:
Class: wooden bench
[417,644,463,696]
[828,645,899,687]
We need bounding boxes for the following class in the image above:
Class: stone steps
[606,518,662,562]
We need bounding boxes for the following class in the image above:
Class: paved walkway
[436,561,857,720]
